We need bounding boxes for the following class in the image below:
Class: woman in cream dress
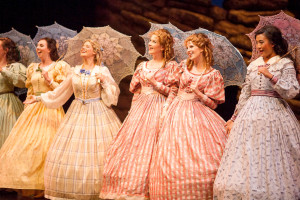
[0,38,69,195]
[0,37,26,147]
[27,39,121,200]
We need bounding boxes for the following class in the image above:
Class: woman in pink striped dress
[149,33,227,200]
[100,29,178,200]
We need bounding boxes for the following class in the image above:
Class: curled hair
[0,37,21,64]
[39,37,59,61]
[83,39,103,65]
[255,25,288,57]
[184,33,214,71]
[149,29,175,68]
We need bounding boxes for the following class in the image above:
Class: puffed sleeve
[163,61,183,107]
[196,70,225,109]
[272,59,300,99]
[49,60,71,89]
[1,62,26,88]
[152,61,179,96]
[100,66,120,107]
[40,72,74,109]
[129,62,143,93]
[231,66,252,121]
[25,63,36,100]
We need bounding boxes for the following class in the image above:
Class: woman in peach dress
[100,29,178,200]
[149,33,227,200]
[0,38,69,196]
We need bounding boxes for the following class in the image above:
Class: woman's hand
[145,74,156,86]
[42,71,52,85]
[225,120,234,135]
[95,73,106,84]
[190,83,203,96]
[23,95,38,104]
[258,66,273,79]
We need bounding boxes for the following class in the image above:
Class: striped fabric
[149,61,227,200]
[251,89,281,98]
[100,61,178,200]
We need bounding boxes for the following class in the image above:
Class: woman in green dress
[0,37,26,148]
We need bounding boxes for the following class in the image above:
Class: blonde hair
[84,39,103,65]
[149,29,175,68]
[184,33,213,71]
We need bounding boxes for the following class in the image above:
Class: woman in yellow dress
[0,37,26,148]
[0,37,70,196]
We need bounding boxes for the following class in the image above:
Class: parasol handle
[56,52,66,62]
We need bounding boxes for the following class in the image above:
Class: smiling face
[256,33,276,59]
[36,39,51,59]
[148,34,164,56]
[186,41,203,62]
[80,41,96,59]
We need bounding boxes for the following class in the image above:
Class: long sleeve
[231,68,252,121]
[25,64,35,100]
[129,62,143,93]
[1,63,26,88]
[272,60,300,99]
[49,61,71,89]
[195,70,225,110]
[41,74,74,109]
[100,66,120,107]
[152,61,179,96]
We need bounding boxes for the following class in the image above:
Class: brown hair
[184,33,213,71]
[149,29,175,68]
[0,37,21,64]
[83,39,103,65]
[39,37,59,61]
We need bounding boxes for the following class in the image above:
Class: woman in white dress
[214,25,300,200]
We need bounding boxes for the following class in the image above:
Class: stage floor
[0,190,47,200]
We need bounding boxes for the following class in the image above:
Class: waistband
[177,90,199,101]
[141,86,160,95]
[76,97,101,104]
[251,90,281,98]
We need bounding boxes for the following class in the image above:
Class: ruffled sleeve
[129,62,143,93]
[49,61,71,89]
[272,58,300,99]
[1,62,26,88]
[25,63,36,99]
[231,65,252,121]
[100,66,120,107]
[196,69,225,109]
[40,71,74,109]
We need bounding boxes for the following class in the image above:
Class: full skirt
[214,96,300,200]
[0,93,24,147]
[100,93,166,200]
[44,100,121,200]
[0,102,64,189]
[149,97,227,200]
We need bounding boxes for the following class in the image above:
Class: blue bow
[80,69,91,75]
